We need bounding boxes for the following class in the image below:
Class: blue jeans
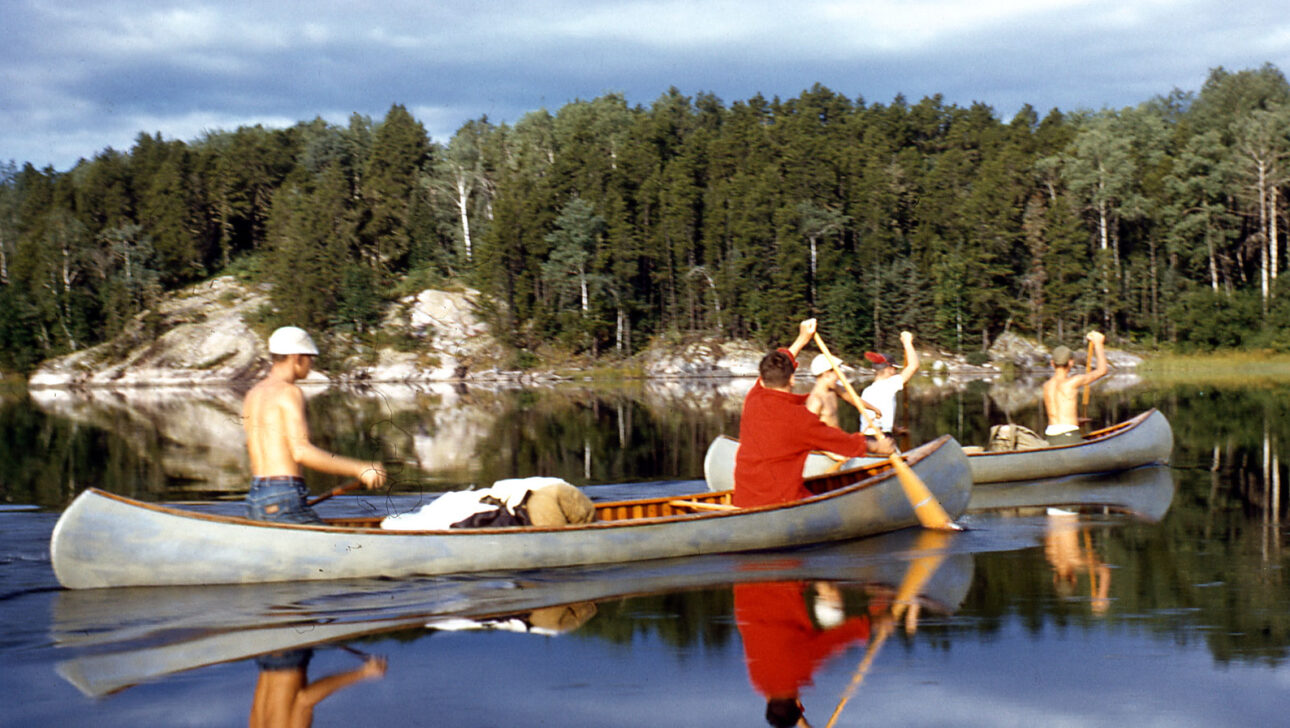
[246,476,324,524]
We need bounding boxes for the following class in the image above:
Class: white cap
[810,353,844,377]
[267,326,319,356]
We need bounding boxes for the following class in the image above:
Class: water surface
[1,374,1287,726]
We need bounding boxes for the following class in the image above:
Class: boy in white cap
[242,326,386,522]
[805,351,880,429]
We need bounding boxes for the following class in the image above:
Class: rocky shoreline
[26,277,1143,390]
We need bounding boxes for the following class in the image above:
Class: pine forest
[4,64,1290,374]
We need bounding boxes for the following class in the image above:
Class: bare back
[1042,370,1082,428]
[243,377,308,478]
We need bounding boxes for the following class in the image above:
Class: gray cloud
[4,1,1290,169]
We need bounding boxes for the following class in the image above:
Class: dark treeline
[6,64,1290,373]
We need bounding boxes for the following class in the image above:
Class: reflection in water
[427,602,597,635]
[735,581,879,728]
[249,646,387,728]
[50,530,972,701]
[736,531,954,728]
[1044,511,1112,616]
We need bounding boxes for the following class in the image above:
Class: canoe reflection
[51,528,972,700]
[965,464,1176,522]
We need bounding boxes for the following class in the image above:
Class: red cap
[864,351,892,367]
[777,347,799,370]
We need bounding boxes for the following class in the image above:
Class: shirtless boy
[1042,331,1108,445]
[243,326,387,523]
[805,352,880,429]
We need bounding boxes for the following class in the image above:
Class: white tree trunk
[454,170,474,263]
[1271,188,1279,283]
[1259,159,1269,306]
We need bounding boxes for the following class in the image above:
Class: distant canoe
[50,435,971,589]
[705,409,1173,489]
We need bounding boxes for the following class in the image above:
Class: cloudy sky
[4,0,1290,171]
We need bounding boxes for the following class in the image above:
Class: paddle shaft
[1082,339,1094,419]
[812,334,959,531]
[825,533,950,728]
[307,478,364,506]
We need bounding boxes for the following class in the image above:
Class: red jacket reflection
[734,581,871,699]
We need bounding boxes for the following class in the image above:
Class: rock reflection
[21,371,1150,501]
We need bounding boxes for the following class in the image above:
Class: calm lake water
[2,372,1288,727]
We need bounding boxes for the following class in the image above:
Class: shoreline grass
[1138,350,1290,383]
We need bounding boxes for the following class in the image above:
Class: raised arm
[898,331,920,385]
[787,318,818,359]
[1070,331,1108,388]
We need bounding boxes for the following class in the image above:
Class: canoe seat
[667,499,738,513]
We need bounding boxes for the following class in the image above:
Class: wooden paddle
[812,333,960,531]
[824,531,950,728]
[307,478,365,506]
[1081,338,1095,422]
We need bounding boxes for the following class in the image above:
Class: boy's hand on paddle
[799,318,818,338]
[360,463,387,489]
[900,330,914,346]
[1086,331,1104,345]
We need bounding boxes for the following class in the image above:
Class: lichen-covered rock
[29,276,275,388]
[639,339,764,378]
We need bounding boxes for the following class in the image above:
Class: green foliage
[8,65,1290,373]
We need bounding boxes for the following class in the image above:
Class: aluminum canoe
[705,409,1173,489]
[50,434,971,589]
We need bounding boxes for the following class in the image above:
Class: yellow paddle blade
[888,454,960,531]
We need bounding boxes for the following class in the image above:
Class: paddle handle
[1082,339,1095,407]
[307,478,364,506]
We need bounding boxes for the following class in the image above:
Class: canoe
[50,434,971,589]
[52,528,973,696]
[705,409,1173,489]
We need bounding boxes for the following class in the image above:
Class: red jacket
[733,379,868,508]
[735,581,871,698]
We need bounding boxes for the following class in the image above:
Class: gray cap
[1051,345,1072,366]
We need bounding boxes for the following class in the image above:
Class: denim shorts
[246,476,324,524]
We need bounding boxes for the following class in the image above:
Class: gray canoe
[50,434,971,589]
[705,409,1173,490]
